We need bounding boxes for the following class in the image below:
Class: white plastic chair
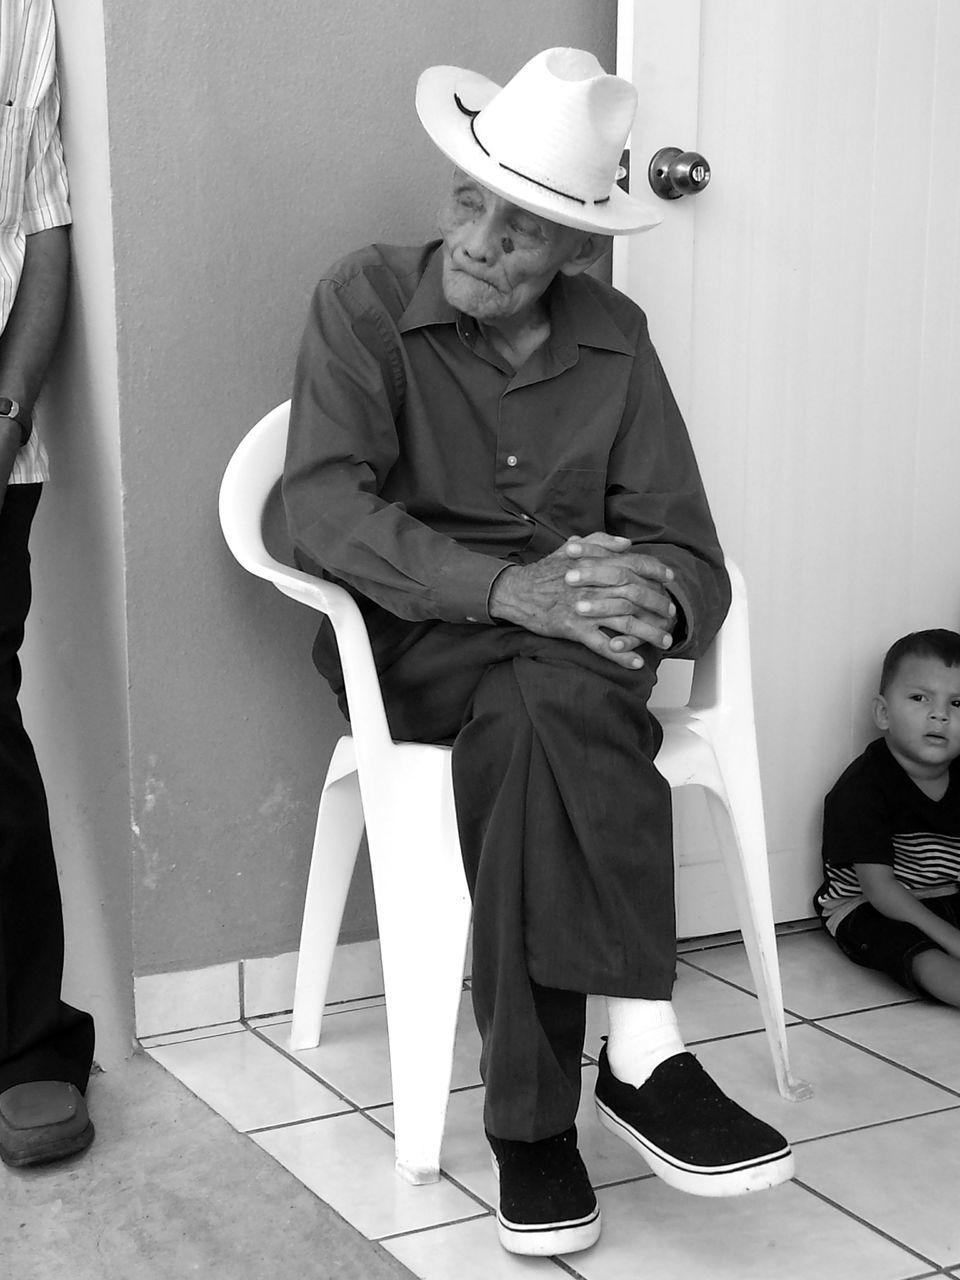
[218,402,810,1184]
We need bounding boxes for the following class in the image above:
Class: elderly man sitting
[283,47,792,1257]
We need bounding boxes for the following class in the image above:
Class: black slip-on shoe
[595,1043,794,1197]
[0,1081,95,1169]
[487,1125,601,1256]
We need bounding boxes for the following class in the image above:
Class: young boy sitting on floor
[815,629,960,1006]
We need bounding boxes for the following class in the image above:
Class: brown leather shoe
[0,1081,95,1168]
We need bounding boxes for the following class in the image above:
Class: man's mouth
[449,263,500,291]
[459,272,498,290]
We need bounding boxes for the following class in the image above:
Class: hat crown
[472,48,636,206]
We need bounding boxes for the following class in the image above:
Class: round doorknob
[648,147,711,200]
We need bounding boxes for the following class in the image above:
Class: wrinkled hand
[488,532,677,669]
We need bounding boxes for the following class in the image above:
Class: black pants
[0,485,94,1094]
[315,610,676,1142]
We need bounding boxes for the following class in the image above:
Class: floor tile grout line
[791,1175,944,1273]
[138,1023,246,1048]
[244,994,390,1024]
[244,1109,356,1136]
[790,1101,960,1148]
[811,997,923,1017]
[374,1209,493,1244]
[243,1019,370,1116]
[676,951,924,1024]
[796,1018,960,1101]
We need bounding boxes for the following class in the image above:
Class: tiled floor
[143,926,960,1280]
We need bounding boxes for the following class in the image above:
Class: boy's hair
[879,629,960,694]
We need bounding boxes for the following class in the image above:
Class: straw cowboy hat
[416,47,661,236]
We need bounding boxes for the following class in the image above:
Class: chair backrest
[219,402,752,743]
[218,401,394,752]
[218,401,292,584]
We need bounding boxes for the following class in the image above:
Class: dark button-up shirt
[283,241,730,656]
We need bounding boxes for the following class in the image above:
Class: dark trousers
[315,611,676,1142]
[0,484,94,1094]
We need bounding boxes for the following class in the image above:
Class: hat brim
[416,64,662,236]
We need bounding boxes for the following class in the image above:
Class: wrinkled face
[875,655,960,775]
[437,170,588,329]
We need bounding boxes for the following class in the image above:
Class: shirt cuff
[435,548,512,624]
[664,586,693,656]
[21,199,71,233]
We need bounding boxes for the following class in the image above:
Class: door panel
[617,0,960,932]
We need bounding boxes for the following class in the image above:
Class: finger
[570,583,676,624]
[562,615,647,669]
[563,533,632,559]
[566,555,675,588]
[579,627,647,669]
[589,610,674,650]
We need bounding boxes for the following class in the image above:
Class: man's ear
[559,232,612,277]
[872,694,889,731]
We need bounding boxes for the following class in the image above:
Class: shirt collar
[398,243,456,333]
[398,240,634,359]
[548,272,634,357]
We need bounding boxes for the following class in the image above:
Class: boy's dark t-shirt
[815,737,960,934]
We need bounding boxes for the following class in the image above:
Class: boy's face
[874,655,960,778]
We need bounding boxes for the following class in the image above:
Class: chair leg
[702,773,813,1103]
[290,746,366,1051]
[363,747,472,1184]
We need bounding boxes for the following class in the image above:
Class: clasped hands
[488,532,677,670]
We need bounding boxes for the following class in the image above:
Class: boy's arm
[856,863,960,959]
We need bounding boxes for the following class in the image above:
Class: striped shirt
[1,0,71,483]
[815,737,960,933]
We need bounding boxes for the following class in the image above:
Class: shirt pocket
[0,106,35,230]
[542,467,606,536]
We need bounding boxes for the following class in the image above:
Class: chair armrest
[270,566,394,753]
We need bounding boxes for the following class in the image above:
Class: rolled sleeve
[20,9,71,234]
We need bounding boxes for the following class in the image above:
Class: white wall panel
[620,1,960,928]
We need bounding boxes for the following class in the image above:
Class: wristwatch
[0,397,31,447]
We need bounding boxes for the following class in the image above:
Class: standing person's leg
[0,485,95,1167]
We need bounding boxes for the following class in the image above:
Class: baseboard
[134,939,385,1039]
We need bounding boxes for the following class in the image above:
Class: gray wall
[84,1,616,981]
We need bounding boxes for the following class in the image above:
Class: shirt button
[506,454,518,467]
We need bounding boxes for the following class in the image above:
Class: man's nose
[930,703,949,720]
[462,212,499,263]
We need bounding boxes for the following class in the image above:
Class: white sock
[604,997,685,1088]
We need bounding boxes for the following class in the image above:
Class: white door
[616,0,960,934]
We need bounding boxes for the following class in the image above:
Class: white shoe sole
[497,1205,601,1256]
[596,1097,795,1197]
[491,1152,601,1255]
